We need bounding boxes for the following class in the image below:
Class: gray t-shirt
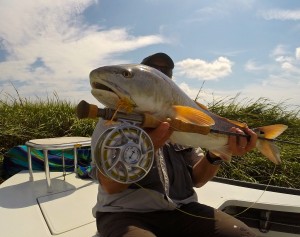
[90,119,203,216]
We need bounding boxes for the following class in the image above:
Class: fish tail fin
[255,124,288,164]
[256,140,281,164]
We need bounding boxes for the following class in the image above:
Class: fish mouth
[89,68,137,111]
[91,79,136,111]
[90,76,121,108]
[92,81,114,93]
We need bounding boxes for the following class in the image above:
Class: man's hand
[145,122,173,150]
[228,127,257,156]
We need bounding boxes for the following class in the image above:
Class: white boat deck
[0,171,299,237]
[0,171,98,237]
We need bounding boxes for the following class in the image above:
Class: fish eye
[122,70,133,78]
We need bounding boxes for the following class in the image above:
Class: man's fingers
[243,127,257,152]
[146,122,172,150]
[228,127,257,156]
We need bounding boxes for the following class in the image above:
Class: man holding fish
[90,53,260,237]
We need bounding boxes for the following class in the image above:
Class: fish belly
[170,132,228,150]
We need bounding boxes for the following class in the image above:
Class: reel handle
[76,100,210,135]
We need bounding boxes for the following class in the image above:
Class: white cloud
[172,48,300,109]
[187,0,254,23]
[178,82,200,101]
[275,56,295,71]
[269,45,300,73]
[260,9,300,21]
[270,44,289,57]
[296,47,300,60]
[245,60,264,72]
[281,62,294,70]
[176,57,233,80]
[177,75,300,111]
[0,0,165,102]
[174,50,300,109]
[242,75,300,107]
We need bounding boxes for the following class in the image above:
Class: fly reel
[94,123,155,184]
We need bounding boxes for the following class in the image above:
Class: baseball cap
[141,52,174,69]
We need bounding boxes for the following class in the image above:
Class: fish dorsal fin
[172,105,215,126]
[195,101,247,129]
[256,124,288,139]
[195,101,209,111]
[209,112,248,128]
[226,118,248,128]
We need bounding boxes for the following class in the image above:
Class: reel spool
[94,124,155,184]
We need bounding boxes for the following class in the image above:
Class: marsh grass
[0,92,96,153]
[207,96,300,189]
[0,93,299,188]
[0,92,96,182]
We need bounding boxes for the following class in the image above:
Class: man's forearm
[97,170,130,194]
[192,153,220,188]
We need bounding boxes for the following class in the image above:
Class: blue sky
[0,0,299,110]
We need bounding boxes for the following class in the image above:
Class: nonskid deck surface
[0,171,299,237]
[0,171,99,237]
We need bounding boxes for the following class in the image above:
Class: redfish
[90,64,287,164]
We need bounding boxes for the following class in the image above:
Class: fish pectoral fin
[172,105,215,126]
[116,98,135,113]
[255,124,288,139]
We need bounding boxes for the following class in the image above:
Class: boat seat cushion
[3,145,92,179]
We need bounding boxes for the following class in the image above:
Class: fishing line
[232,164,277,217]
[140,114,279,220]
[109,103,122,123]
[95,101,286,221]
[122,107,280,219]
[133,182,214,220]
[132,163,278,221]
